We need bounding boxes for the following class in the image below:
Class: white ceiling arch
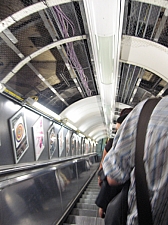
[93,133,108,141]
[120,35,168,82]
[87,125,108,138]
[0,0,71,33]
[59,95,131,141]
[79,116,105,133]
[60,95,107,140]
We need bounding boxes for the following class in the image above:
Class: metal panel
[0,169,60,225]
[55,162,78,215]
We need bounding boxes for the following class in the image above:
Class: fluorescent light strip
[66,121,77,131]
[0,83,5,93]
[78,132,85,138]
[33,101,60,121]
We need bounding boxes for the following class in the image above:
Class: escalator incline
[63,175,104,225]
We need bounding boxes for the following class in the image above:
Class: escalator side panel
[0,155,99,225]
[54,158,99,224]
[0,170,61,225]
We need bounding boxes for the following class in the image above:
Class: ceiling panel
[0,0,168,141]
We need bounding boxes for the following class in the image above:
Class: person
[96,111,132,218]
[103,96,168,224]
[98,138,113,186]
[97,108,133,187]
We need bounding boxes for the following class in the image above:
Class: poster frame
[33,116,45,161]
[58,126,64,157]
[47,123,57,159]
[9,107,29,163]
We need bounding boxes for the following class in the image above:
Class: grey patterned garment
[103,96,168,225]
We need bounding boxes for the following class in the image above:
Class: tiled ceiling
[0,0,168,140]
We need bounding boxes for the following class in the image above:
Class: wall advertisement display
[85,139,89,154]
[76,135,81,155]
[66,130,71,156]
[58,127,64,157]
[71,133,76,156]
[33,116,45,160]
[47,124,57,159]
[9,107,29,163]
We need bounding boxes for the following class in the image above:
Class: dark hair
[120,108,133,116]
[117,114,129,124]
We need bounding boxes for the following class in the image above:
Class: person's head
[116,108,133,131]
[120,108,133,116]
[116,114,128,131]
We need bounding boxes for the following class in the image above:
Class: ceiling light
[33,101,60,121]
[0,83,6,93]
[78,132,85,138]
[26,97,61,121]
[65,121,77,131]
[83,0,125,136]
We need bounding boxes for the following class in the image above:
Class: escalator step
[76,202,98,210]
[71,208,98,217]
[85,188,100,191]
[64,173,103,224]
[79,198,96,204]
[65,215,104,225]
[81,194,98,200]
[84,191,99,195]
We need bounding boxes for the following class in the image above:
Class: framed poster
[58,127,64,157]
[9,107,29,163]
[47,124,57,159]
[82,138,85,154]
[78,136,81,155]
[33,116,45,160]
[65,130,71,156]
[85,140,89,154]
[71,133,76,156]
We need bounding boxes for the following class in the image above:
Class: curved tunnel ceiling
[121,36,168,82]
[0,0,168,142]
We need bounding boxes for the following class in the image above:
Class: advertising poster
[71,133,76,156]
[82,138,85,155]
[9,107,29,163]
[84,139,89,154]
[78,136,81,155]
[48,124,57,159]
[66,130,71,156]
[33,116,45,160]
[76,137,79,155]
[58,127,64,157]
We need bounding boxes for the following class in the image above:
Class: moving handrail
[0,152,98,176]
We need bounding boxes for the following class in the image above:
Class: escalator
[63,175,104,225]
[0,154,103,225]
